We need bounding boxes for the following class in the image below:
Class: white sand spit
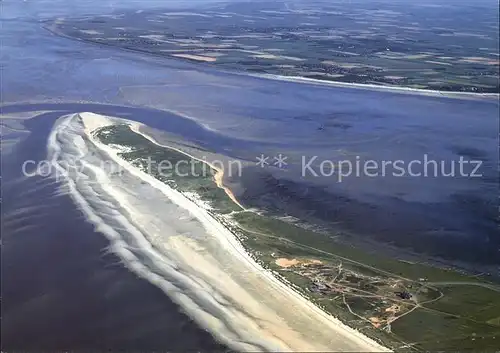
[53,112,392,352]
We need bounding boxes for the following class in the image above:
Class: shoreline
[51,113,283,351]
[246,73,500,99]
[77,112,391,352]
[42,25,499,100]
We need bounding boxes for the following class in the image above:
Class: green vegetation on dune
[93,124,239,214]
[93,124,500,352]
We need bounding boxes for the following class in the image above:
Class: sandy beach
[58,111,391,352]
